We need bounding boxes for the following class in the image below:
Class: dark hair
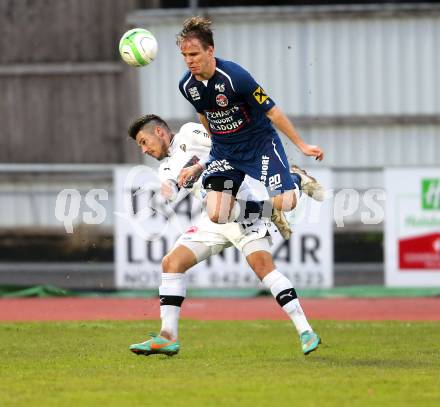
[128,114,170,140]
[176,16,214,49]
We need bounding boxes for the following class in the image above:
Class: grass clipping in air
[0,320,439,406]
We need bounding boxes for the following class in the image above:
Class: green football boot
[129,333,180,356]
[300,331,321,355]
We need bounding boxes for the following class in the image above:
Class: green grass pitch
[1,320,439,406]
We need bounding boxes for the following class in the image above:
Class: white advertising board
[385,168,440,286]
[114,166,333,289]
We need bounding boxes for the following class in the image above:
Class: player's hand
[160,180,178,201]
[177,163,204,188]
[301,144,324,161]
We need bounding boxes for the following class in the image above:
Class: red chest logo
[216,94,228,107]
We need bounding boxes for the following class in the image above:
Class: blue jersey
[179,58,278,162]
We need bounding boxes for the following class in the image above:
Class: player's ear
[207,46,214,56]
[156,126,167,140]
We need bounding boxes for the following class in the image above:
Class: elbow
[265,106,279,121]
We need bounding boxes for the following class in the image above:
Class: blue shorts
[202,135,296,197]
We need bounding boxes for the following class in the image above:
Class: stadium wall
[130,4,440,189]
[1,3,439,289]
[0,0,144,164]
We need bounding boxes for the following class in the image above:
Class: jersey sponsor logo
[210,120,244,133]
[214,83,225,92]
[205,106,246,134]
[188,86,201,101]
[253,86,269,104]
[205,106,239,119]
[216,94,229,107]
[205,159,234,175]
[192,129,210,138]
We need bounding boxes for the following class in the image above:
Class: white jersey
[155,122,271,253]
[158,122,211,184]
[158,122,269,202]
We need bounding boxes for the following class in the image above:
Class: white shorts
[174,212,272,263]
[177,236,272,263]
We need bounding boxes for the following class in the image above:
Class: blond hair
[176,16,214,49]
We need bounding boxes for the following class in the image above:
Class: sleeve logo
[253,87,269,104]
[188,86,201,101]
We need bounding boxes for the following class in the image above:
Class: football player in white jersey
[127,114,322,356]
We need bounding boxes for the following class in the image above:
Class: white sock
[262,269,312,335]
[159,273,186,340]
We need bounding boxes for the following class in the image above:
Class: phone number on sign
[208,271,325,288]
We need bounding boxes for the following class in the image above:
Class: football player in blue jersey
[176,16,325,225]
[127,114,321,356]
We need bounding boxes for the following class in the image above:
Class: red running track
[0,297,440,322]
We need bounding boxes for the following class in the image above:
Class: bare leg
[205,190,236,224]
[162,244,198,274]
[272,189,298,212]
[245,250,276,280]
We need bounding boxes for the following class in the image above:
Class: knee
[207,209,228,224]
[162,254,185,273]
[253,261,275,278]
[249,256,275,280]
[207,210,219,223]
[273,192,297,211]
[208,212,222,224]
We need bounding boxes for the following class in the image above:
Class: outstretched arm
[177,162,204,188]
[176,116,211,187]
[266,106,324,161]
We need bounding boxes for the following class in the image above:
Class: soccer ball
[119,28,158,67]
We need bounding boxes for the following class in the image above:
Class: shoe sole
[130,348,179,357]
[302,182,325,202]
[291,166,325,202]
[271,210,292,240]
